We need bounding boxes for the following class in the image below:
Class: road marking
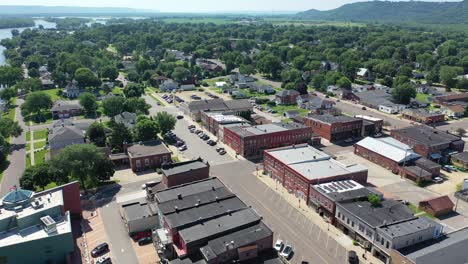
[317,229,321,241]
[334,243,339,258]
[326,234,330,249]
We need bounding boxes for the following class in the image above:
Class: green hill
[297,1,468,24]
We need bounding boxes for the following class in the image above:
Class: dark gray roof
[401,166,432,178]
[51,100,82,112]
[223,99,252,111]
[127,140,171,158]
[200,222,272,261]
[158,187,234,215]
[163,160,208,178]
[415,157,441,170]
[114,112,137,127]
[400,227,468,264]
[392,125,461,147]
[121,200,157,221]
[51,119,93,131]
[452,151,468,162]
[379,217,437,239]
[355,89,396,107]
[402,109,443,117]
[276,90,299,97]
[307,114,359,124]
[48,126,84,142]
[164,196,247,230]
[155,178,224,203]
[338,200,414,228]
[186,99,228,112]
[317,187,376,203]
[178,208,261,247]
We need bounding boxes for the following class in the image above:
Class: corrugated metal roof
[356,137,420,163]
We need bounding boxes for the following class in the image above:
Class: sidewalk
[256,171,384,264]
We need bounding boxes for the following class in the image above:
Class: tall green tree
[0,66,22,86]
[123,83,144,98]
[75,67,101,88]
[79,92,98,115]
[134,116,159,141]
[109,122,133,152]
[392,83,416,104]
[20,163,52,191]
[86,122,106,147]
[440,66,463,88]
[124,97,150,115]
[155,112,176,135]
[21,91,53,119]
[100,65,119,80]
[49,144,114,189]
[102,96,125,117]
[0,87,16,106]
[258,54,282,79]
[15,78,42,93]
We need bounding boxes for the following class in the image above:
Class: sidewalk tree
[79,92,98,114]
[21,91,53,120]
[124,97,150,115]
[155,111,176,135]
[20,163,52,191]
[49,144,114,189]
[336,77,352,89]
[15,78,41,93]
[86,122,106,147]
[0,118,22,138]
[0,87,16,106]
[0,66,22,86]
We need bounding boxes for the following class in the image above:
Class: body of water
[0,19,56,66]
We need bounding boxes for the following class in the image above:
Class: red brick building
[419,196,454,217]
[433,92,468,105]
[263,144,368,203]
[125,140,172,172]
[51,100,83,119]
[401,109,445,124]
[275,90,300,105]
[223,122,317,159]
[200,111,249,139]
[161,159,210,188]
[391,125,465,162]
[304,114,363,141]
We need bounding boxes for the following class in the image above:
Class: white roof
[215,81,227,86]
[355,115,382,122]
[355,137,420,163]
[357,68,368,76]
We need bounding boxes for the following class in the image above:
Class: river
[0,19,57,66]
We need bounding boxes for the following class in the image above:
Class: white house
[378,104,407,114]
[215,81,227,88]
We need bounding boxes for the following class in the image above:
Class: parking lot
[81,210,114,263]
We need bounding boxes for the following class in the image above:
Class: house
[302,97,335,114]
[264,144,368,202]
[336,199,443,263]
[353,89,407,114]
[304,115,363,141]
[229,73,254,88]
[161,158,210,188]
[180,98,253,121]
[419,196,454,217]
[63,80,84,98]
[451,152,468,169]
[48,126,85,150]
[296,94,311,106]
[275,90,300,105]
[356,68,371,80]
[401,109,445,124]
[442,103,466,118]
[224,123,316,159]
[231,90,247,99]
[391,125,465,162]
[409,99,429,108]
[114,111,137,128]
[215,81,227,89]
[250,83,275,94]
[379,104,407,114]
[51,100,83,119]
[434,93,468,105]
[160,80,179,92]
[283,110,300,119]
[125,141,172,172]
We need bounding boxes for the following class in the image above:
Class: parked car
[348,250,358,264]
[95,256,112,264]
[202,135,210,141]
[177,115,184,119]
[274,239,284,252]
[137,236,153,246]
[218,150,226,155]
[281,245,293,259]
[188,125,195,129]
[216,147,225,152]
[432,176,444,183]
[162,94,168,99]
[91,243,109,257]
[207,140,217,146]
[178,145,187,151]
[442,165,453,173]
[361,106,367,110]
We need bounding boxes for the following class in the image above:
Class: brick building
[418,196,454,218]
[275,90,300,105]
[263,144,368,203]
[180,98,252,121]
[161,159,210,188]
[51,100,82,119]
[401,109,445,124]
[355,115,384,133]
[304,114,363,141]
[110,141,172,172]
[200,111,249,138]
[223,122,317,159]
[391,125,465,162]
[433,92,468,105]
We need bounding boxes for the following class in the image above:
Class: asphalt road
[212,161,348,264]
[0,99,27,196]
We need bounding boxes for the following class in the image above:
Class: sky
[0,0,461,12]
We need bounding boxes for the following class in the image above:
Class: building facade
[304,115,363,141]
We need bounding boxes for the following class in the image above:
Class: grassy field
[34,149,48,166]
[34,129,48,140]
[34,141,46,149]
[41,88,63,102]
[1,97,17,121]
[416,93,431,103]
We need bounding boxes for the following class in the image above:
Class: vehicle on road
[218,150,226,155]
[177,115,184,119]
[280,245,293,259]
[442,165,453,173]
[178,145,187,151]
[188,125,195,129]
[138,236,153,246]
[432,176,444,183]
[91,243,109,258]
[95,256,112,264]
[216,147,225,152]
[274,239,284,252]
[348,250,358,264]
[207,140,217,146]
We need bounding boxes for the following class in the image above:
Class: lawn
[1,97,17,121]
[416,93,431,103]
[265,104,309,117]
[33,129,48,140]
[34,149,48,166]
[26,153,31,168]
[26,131,31,141]
[25,111,54,125]
[41,88,63,102]
[34,141,46,149]
[408,203,436,220]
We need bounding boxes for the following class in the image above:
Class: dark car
[96,257,112,264]
[177,115,184,119]
[361,106,367,110]
[218,150,226,155]
[348,250,359,264]
[138,236,153,246]
[207,140,217,146]
[91,243,109,257]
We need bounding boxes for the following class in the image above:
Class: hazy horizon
[0,0,462,12]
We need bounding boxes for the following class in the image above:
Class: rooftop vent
[40,215,57,234]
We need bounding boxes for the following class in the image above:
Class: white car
[178,145,187,151]
[274,239,284,252]
[281,245,293,259]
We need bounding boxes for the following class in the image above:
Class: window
[386,241,390,249]
[337,212,341,218]
[351,221,354,228]
[359,224,365,232]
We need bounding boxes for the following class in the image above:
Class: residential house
[409,99,429,108]
[179,84,196,91]
[51,100,83,119]
[283,110,300,119]
[229,73,255,88]
[39,66,54,88]
[275,90,300,105]
[125,141,172,172]
[160,80,179,92]
[451,152,468,169]
[353,89,407,114]
[443,103,466,118]
[302,97,336,114]
[401,109,445,124]
[296,94,311,106]
[63,80,84,99]
[250,83,275,94]
[48,126,85,150]
[418,196,454,217]
[115,111,137,128]
[356,68,371,80]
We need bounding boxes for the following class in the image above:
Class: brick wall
[163,166,210,188]
[130,153,171,172]
[354,144,400,172]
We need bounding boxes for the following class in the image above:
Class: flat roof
[127,140,171,158]
[227,122,307,138]
[355,137,420,163]
[200,222,272,261]
[121,200,156,221]
[164,196,247,230]
[392,125,461,147]
[338,200,414,228]
[266,145,367,181]
[354,115,383,122]
[178,208,261,246]
[307,114,359,124]
[402,109,444,117]
[0,211,72,247]
[206,113,246,124]
[379,217,438,238]
[155,177,225,204]
[312,180,376,202]
[401,166,432,178]
[162,160,208,178]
